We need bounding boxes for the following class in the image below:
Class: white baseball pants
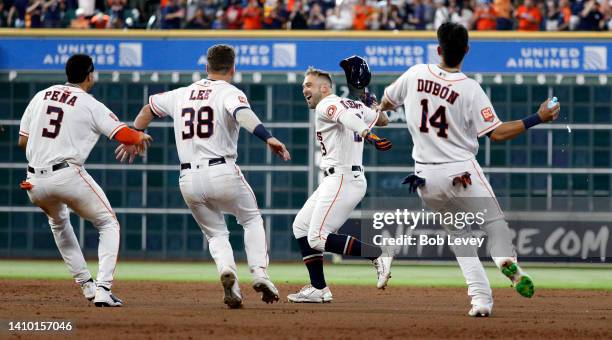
[25,164,120,289]
[293,167,367,252]
[416,158,517,307]
[179,159,269,280]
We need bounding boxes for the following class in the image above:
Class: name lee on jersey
[417,79,459,105]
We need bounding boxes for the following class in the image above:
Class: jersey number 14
[419,99,448,138]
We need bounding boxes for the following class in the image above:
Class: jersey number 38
[182,106,214,139]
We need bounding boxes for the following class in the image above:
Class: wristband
[521,113,542,130]
[253,124,273,142]
[134,127,145,132]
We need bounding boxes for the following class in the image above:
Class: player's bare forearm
[134,105,155,130]
[375,111,389,127]
[489,98,560,142]
[488,121,525,142]
[378,96,397,112]
[17,136,28,151]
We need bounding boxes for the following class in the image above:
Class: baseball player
[287,65,392,303]
[115,44,289,309]
[379,22,560,317]
[18,54,152,307]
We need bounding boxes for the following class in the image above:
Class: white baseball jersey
[19,84,126,167]
[384,64,501,163]
[315,94,378,169]
[149,79,250,163]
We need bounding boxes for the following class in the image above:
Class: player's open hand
[537,98,560,123]
[364,131,392,151]
[136,133,153,154]
[115,144,139,163]
[267,137,291,161]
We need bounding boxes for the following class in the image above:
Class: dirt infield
[1,279,610,339]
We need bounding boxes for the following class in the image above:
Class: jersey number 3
[419,99,448,138]
[182,106,214,139]
[42,106,64,139]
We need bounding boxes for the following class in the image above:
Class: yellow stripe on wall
[0,28,610,40]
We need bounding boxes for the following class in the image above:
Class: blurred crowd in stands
[0,0,609,31]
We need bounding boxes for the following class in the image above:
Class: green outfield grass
[1,260,611,290]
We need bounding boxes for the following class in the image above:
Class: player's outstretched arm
[115,104,155,163]
[488,98,560,142]
[235,107,291,161]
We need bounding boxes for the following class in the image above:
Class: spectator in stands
[433,0,449,30]
[186,7,209,27]
[242,0,262,29]
[288,0,307,29]
[325,4,351,30]
[160,0,184,28]
[448,0,473,28]
[8,0,28,27]
[557,0,572,30]
[43,0,64,27]
[545,0,560,30]
[263,3,285,28]
[78,0,94,16]
[27,0,43,27]
[211,8,224,28]
[407,0,429,30]
[70,6,90,27]
[306,2,325,29]
[473,0,497,30]
[494,0,513,29]
[515,0,542,30]
[578,0,604,30]
[353,0,373,30]
[381,4,404,30]
[108,0,125,22]
[90,10,109,27]
[368,7,381,29]
[0,1,6,27]
[224,0,242,29]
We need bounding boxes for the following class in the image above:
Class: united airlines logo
[272,43,297,68]
[119,43,143,67]
[583,46,607,71]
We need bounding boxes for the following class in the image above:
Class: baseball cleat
[287,285,332,303]
[81,278,96,302]
[468,305,492,317]
[373,253,393,289]
[220,270,243,309]
[252,277,280,304]
[501,261,535,298]
[93,286,123,307]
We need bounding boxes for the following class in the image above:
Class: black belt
[27,161,69,174]
[324,166,362,177]
[416,161,447,165]
[181,157,226,170]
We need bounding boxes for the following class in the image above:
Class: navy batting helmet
[339,55,371,89]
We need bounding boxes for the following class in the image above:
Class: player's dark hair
[304,66,333,86]
[65,54,94,84]
[207,44,235,74]
[437,22,469,68]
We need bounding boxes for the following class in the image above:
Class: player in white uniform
[379,23,560,317]
[287,66,393,303]
[18,54,152,307]
[115,45,290,309]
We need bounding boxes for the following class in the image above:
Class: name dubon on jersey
[384,64,501,163]
[19,84,126,167]
[315,94,378,169]
[149,79,250,163]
